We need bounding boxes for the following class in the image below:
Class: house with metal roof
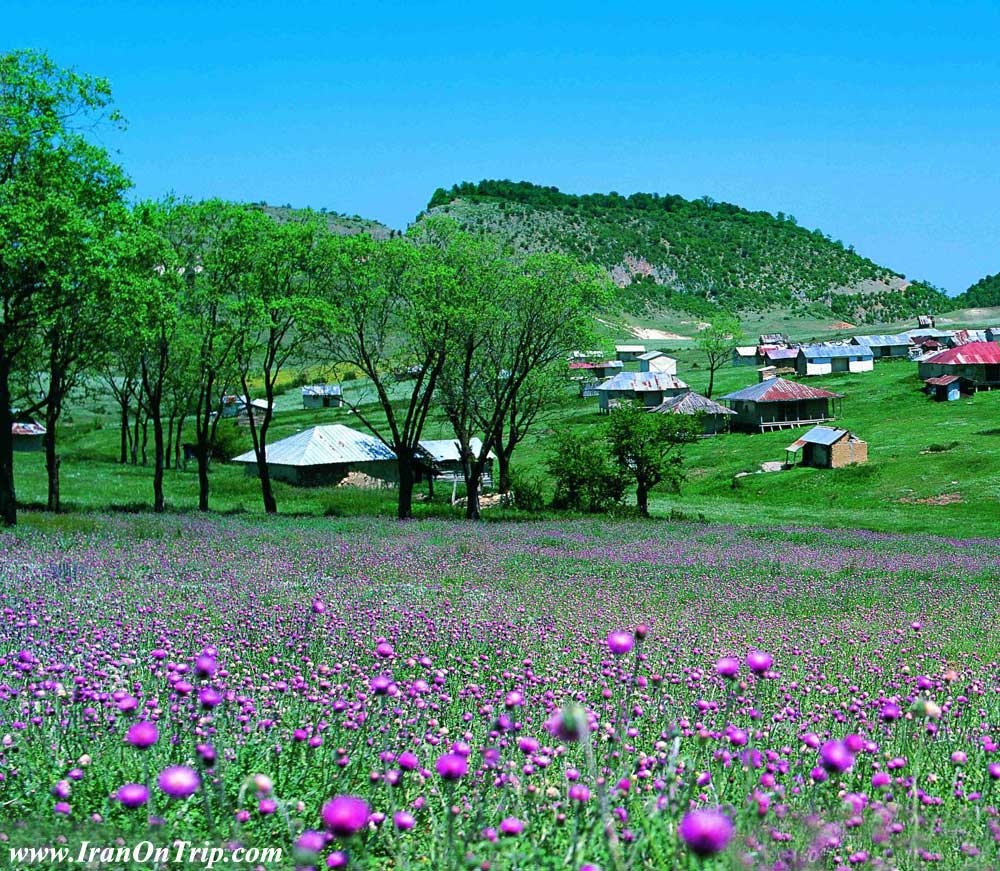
[785,426,867,469]
[732,346,758,367]
[761,347,799,368]
[615,344,647,362]
[568,360,623,379]
[638,351,678,375]
[795,343,874,376]
[12,421,45,452]
[850,334,911,359]
[416,438,494,486]
[721,376,843,432]
[231,424,398,486]
[917,342,1000,388]
[923,374,971,402]
[302,384,343,409]
[595,371,689,412]
[651,391,735,435]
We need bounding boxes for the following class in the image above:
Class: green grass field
[13,330,1000,535]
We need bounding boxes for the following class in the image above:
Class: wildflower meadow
[0,514,998,870]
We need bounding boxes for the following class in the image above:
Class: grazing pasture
[1,514,998,869]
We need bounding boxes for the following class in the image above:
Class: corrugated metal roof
[799,343,874,359]
[952,329,989,345]
[232,424,396,466]
[653,392,735,415]
[12,422,45,437]
[302,384,342,396]
[924,375,959,386]
[615,344,646,353]
[568,360,621,370]
[638,350,675,361]
[925,341,1000,365]
[764,348,799,361]
[795,425,849,446]
[417,437,486,463]
[734,346,757,356]
[721,377,843,403]
[852,334,910,347]
[596,372,689,392]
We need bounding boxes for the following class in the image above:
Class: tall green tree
[0,49,126,525]
[607,401,700,517]
[319,233,456,519]
[696,314,743,398]
[236,215,328,514]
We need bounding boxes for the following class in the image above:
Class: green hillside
[954,270,1000,309]
[422,180,950,324]
[259,203,394,239]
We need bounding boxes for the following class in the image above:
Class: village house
[12,421,45,452]
[785,426,868,469]
[595,371,689,412]
[615,344,647,362]
[415,438,495,501]
[795,343,874,376]
[568,360,623,380]
[759,332,788,346]
[986,327,1000,343]
[917,315,936,329]
[221,395,272,420]
[721,375,843,432]
[850,334,910,360]
[651,391,735,435]
[761,347,799,369]
[732,346,758,367]
[917,342,1000,389]
[231,424,397,486]
[637,351,678,374]
[302,384,343,409]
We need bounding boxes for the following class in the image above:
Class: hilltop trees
[0,49,128,525]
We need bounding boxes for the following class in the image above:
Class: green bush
[510,470,545,512]
[546,431,624,513]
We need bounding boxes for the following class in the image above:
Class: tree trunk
[197,448,210,512]
[152,408,165,513]
[397,454,415,520]
[706,365,716,399]
[636,481,650,517]
[119,398,129,465]
[174,416,184,471]
[140,415,148,466]
[464,461,483,521]
[131,407,141,464]
[0,358,16,527]
[165,413,175,471]
[497,449,513,495]
[44,399,61,513]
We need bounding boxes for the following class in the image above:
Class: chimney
[757,366,777,382]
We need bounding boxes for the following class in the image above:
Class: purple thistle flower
[157,766,201,799]
[607,630,634,655]
[321,795,370,837]
[125,721,158,750]
[678,808,734,857]
[116,783,149,809]
[819,740,855,774]
[716,656,740,679]
[435,752,468,781]
[746,650,772,674]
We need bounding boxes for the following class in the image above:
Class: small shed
[732,346,758,367]
[651,391,735,435]
[762,347,799,369]
[785,426,867,469]
[302,384,343,409]
[924,375,966,401]
[231,424,397,486]
[416,437,494,486]
[986,327,1000,343]
[796,344,874,376]
[615,344,647,362]
[759,333,788,346]
[638,351,678,375]
[721,377,843,432]
[12,421,45,452]
[917,315,936,329]
[221,395,273,420]
[596,371,689,412]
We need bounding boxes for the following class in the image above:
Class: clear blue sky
[8,1,1000,294]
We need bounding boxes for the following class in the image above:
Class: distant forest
[426,180,953,323]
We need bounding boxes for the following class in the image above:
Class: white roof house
[637,351,678,374]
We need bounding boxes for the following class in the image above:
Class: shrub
[510,470,545,512]
[547,431,624,513]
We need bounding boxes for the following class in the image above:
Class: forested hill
[422,180,950,323]
[954,271,1000,309]
[260,204,394,239]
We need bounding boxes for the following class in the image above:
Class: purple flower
[499,816,524,836]
[321,795,370,837]
[295,830,326,856]
[678,808,734,857]
[393,811,415,830]
[716,657,740,679]
[157,765,201,799]
[125,721,158,750]
[988,763,1000,780]
[819,740,855,774]
[607,630,634,655]
[746,650,772,674]
[116,783,149,809]
[435,752,468,781]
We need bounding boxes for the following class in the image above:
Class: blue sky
[8,1,1000,294]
